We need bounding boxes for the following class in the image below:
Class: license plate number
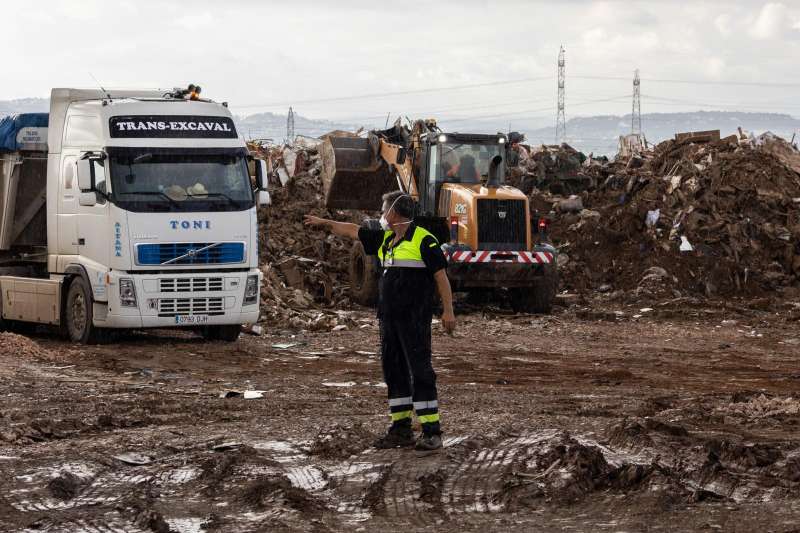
[175,315,209,325]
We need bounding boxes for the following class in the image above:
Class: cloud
[2,0,800,124]
[750,2,793,39]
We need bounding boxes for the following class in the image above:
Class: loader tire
[349,241,379,307]
[66,276,100,343]
[510,269,558,314]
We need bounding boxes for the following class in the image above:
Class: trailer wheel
[349,241,379,306]
[510,268,559,314]
[202,325,241,342]
[66,276,98,343]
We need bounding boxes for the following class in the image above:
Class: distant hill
[0,98,361,143]
[0,97,49,116]
[524,111,800,156]
[234,112,362,143]
[2,99,797,156]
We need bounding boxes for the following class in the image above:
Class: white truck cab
[0,87,269,342]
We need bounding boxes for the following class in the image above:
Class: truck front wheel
[202,325,241,342]
[66,277,98,343]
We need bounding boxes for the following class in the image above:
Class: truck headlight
[119,278,137,307]
[244,275,258,305]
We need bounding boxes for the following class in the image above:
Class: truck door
[58,156,79,255]
[76,157,109,267]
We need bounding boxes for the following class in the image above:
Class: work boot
[373,423,415,449]
[414,432,443,456]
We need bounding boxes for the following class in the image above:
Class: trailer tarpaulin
[0,113,48,152]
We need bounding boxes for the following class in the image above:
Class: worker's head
[380,191,414,230]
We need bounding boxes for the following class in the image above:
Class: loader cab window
[437,143,505,185]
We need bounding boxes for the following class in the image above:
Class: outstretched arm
[303,215,360,240]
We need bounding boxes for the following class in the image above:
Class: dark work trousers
[379,311,441,435]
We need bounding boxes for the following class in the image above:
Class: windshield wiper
[118,191,181,208]
[187,192,240,206]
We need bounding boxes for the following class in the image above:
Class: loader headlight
[119,278,137,307]
[498,136,506,144]
[244,275,259,305]
[438,134,447,143]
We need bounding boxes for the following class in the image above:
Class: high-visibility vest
[377,226,438,269]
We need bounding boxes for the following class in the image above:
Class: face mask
[380,195,412,231]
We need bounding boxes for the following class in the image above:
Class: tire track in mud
[5,428,799,530]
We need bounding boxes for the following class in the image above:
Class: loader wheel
[66,276,99,343]
[349,241,379,306]
[510,268,559,314]
[202,325,241,342]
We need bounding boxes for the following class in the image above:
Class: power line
[232,76,552,109]
[643,93,800,111]
[574,75,800,89]
[438,94,630,124]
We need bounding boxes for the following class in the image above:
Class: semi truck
[0,87,270,343]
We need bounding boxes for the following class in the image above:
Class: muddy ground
[1,299,799,532]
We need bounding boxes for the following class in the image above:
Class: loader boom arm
[376,139,418,199]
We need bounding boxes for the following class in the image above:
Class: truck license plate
[175,315,209,325]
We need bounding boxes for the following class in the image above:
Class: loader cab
[418,133,507,215]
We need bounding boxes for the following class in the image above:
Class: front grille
[477,199,526,250]
[158,297,225,317]
[137,242,245,265]
[160,277,223,293]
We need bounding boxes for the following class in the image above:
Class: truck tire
[510,269,559,314]
[349,241,379,306]
[202,325,241,342]
[65,276,99,343]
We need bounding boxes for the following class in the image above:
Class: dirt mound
[718,393,800,421]
[0,332,52,359]
[199,445,278,496]
[547,133,800,299]
[240,474,325,515]
[308,423,376,459]
[498,433,613,507]
[47,471,86,500]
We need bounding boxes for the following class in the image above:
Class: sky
[3,0,800,132]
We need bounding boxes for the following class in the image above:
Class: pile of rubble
[508,140,598,195]
[0,332,52,359]
[251,134,373,331]
[542,131,800,300]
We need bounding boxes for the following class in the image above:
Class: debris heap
[251,134,374,330]
[545,132,800,299]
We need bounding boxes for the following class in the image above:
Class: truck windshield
[438,143,505,184]
[107,147,253,212]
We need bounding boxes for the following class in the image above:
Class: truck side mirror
[255,159,268,190]
[257,190,271,207]
[77,158,94,191]
[79,192,98,207]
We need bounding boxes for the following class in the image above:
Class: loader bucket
[319,136,397,210]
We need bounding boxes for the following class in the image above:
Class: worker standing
[304,191,455,454]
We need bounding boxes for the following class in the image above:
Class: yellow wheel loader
[319,119,558,313]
